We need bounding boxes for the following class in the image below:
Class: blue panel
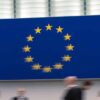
[0,16,99,80]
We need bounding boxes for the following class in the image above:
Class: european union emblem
[0,16,100,80]
[23,24,74,73]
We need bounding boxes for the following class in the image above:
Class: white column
[86,0,100,15]
[16,0,49,18]
[50,0,84,17]
[0,0,14,19]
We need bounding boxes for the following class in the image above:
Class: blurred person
[81,80,92,90]
[81,80,92,100]
[63,76,82,100]
[12,88,28,100]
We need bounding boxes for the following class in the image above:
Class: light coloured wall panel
[0,0,14,19]
[86,0,100,15]
[50,0,84,17]
[16,0,49,18]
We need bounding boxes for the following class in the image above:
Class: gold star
[26,35,34,42]
[35,27,42,34]
[25,56,33,63]
[43,67,52,73]
[62,55,71,62]
[45,24,52,30]
[64,33,71,41]
[56,26,63,33]
[53,63,63,69]
[23,45,31,53]
[66,44,74,51]
[32,64,41,70]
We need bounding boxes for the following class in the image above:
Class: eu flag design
[23,24,74,73]
[0,16,100,80]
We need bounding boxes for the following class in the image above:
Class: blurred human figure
[81,80,92,100]
[12,88,28,100]
[63,76,82,100]
[81,80,92,90]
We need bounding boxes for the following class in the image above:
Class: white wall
[0,80,99,100]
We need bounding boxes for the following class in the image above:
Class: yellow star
[62,55,71,62]
[66,44,74,51]
[45,24,52,30]
[32,64,41,70]
[34,27,42,34]
[43,67,52,73]
[26,35,34,42]
[53,63,63,69]
[56,26,63,33]
[23,45,31,53]
[25,56,33,63]
[64,33,71,41]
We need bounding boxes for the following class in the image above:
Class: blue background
[0,16,100,80]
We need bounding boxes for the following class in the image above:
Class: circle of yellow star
[45,24,52,30]
[64,33,71,41]
[56,26,63,33]
[23,24,75,72]
[32,64,41,70]
[25,56,33,63]
[35,27,42,34]
[53,63,63,69]
[62,55,71,62]
[66,44,74,51]
[23,45,31,52]
[43,67,52,73]
[26,35,34,42]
